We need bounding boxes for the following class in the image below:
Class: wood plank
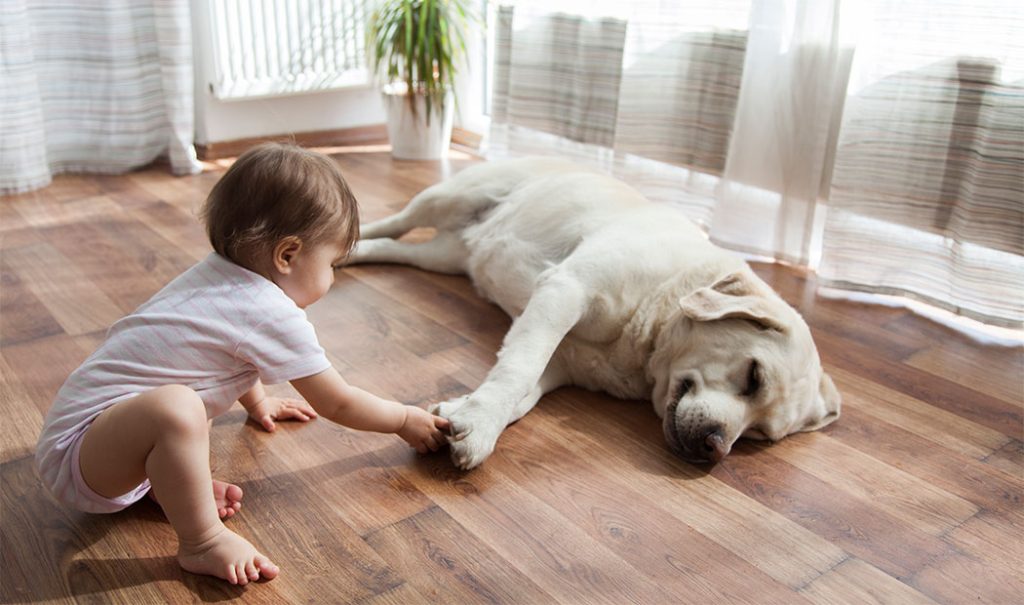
[89,216,200,288]
[825,406,1024,519]
[798,558,939,605]
[311,274,470,359]
[0,195,42,249]
[3,243,124,336]
[225,466,407,603]
[905,341,1024,406]
[0,455,168,604]
[0,355,46,463]
[10,192,124,230]
[119,199,211,262]
[2,331,97,417]
[346,264,511,349]
[365,505,555,604]
[38,219,170,316]
[831,366,1010,460]
[124,169,212,216]
[815,330,1023,439]
[983,438,1023,477]
[493,405,818,604]
[2,173,104,205]
[371,447,684,605]
[0,250,65,346]
[530,389,847,590]
[944,511,1024,578]
[353,582,430,605]
[910,545,1024,605]
[711,442,955,579]
[767,433,979,536]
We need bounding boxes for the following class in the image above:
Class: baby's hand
[246,396,318,432]
[397,406,451,454]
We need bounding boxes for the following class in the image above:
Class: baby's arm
[240,380,318,432]
[291,368,449,453]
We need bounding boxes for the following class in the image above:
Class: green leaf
[366,0,480,121]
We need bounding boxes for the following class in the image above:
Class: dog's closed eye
[741,359,762,398]
[673,378,695,401]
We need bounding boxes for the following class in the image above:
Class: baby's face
[278,241,348,308]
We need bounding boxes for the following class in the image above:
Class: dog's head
[650,269,840,464]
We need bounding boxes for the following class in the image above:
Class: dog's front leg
[439,271,588,469]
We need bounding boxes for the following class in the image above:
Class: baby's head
[201,142,359,307]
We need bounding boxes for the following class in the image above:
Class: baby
[35,143,449,585]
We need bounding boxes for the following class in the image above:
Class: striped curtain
[490,1,753,227]
[819,1,1024,327]
[487,0,1023,327]
[0,0,201,195]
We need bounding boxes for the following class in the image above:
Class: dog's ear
[678,270,789,332]
[800,371,841,432]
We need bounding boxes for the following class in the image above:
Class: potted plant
[367,0,476,160]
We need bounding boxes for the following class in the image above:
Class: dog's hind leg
[348,232,469,274]
[359,213,418,240]
[360,180,499,240]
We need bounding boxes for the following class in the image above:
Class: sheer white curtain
[487,0,1023,327]
[819,0,1023,326]
[0,0,202,195]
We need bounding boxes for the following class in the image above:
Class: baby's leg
[147,421,242,519]
[78,385,278,585]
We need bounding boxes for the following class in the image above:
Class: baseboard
[195,124,484,160]
[451,127,483,152]
[195,124,389,160]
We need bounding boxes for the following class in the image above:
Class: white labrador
[350,158,840,469]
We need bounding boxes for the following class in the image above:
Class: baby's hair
[200,142,360,270]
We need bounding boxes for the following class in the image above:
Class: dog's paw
[429,395,467,418]
[434,396,501,470]
[450,432,497,470]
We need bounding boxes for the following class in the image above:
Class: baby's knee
[145,385,208,436]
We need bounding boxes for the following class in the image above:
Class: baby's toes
[245,560,259,581]
[256,556,279,580]
[226,483,244,503]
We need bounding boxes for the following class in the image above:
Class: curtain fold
[0,0,201,195]
[487,0,1023,327]
[710,0,852,266]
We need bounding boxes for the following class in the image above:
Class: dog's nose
[701,427,728,462]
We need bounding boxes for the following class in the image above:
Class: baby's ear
[272,236,303,273]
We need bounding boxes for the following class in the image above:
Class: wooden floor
[1,148,1022,604]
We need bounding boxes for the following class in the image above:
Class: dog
[349,157,840,469]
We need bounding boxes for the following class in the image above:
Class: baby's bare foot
[213,480,243,519]
[178,526,279,585]
[150,480,243,519]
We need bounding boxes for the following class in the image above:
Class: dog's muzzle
[663,399,729,464]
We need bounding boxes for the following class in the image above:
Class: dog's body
[350,158,840,469]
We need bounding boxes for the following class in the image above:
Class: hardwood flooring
[1,149,1022,604]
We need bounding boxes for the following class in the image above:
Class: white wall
[190,0,488,145]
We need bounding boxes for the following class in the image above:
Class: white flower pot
[382,84,454,160]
